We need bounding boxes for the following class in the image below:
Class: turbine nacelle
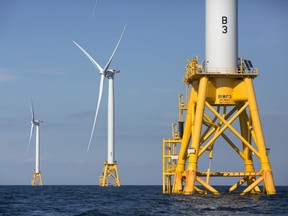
[100,69,120,77]
[31,120,43,126]
[105,69,120,78]
[110,69,120,73]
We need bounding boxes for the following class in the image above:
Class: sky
[0,0,287,186]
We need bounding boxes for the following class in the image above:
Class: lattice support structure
[163,60,276,195]
[31,172,43,186]
[99,161,120,187]
[163,139,181,194]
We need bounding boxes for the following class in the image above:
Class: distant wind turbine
[73,25,126,186]
[73,25,126,154]
[28,99,43,186]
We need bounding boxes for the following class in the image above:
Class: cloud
[37,68,67,76]
[57,159,87,164]
[0,68,19,81]
[66,111,93,119]
[23,156,49,164]
[23,157,34,163]
[25,67,67,76]
[43,122,81,128]
[0,67,66,81]
[0,117,18,128]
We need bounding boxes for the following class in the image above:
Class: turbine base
[162,66,276,195]
[31,172,43,186]
[99,161,120,187]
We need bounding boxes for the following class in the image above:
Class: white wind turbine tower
[28,99,43,186]
[73,25,126,186]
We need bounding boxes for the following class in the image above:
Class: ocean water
[0,186,287,216]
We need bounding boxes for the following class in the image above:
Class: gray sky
[0,0,287,185]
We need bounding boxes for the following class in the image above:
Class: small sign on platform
[171,154,178,160]
[188,148,196,154]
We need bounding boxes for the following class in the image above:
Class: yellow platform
[99,161,120,187]
[163,57,276,195]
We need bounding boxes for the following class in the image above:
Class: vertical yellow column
[239,107,260,193]
[100,163,108,186]
[162,139,166,193]
[113,164,120,187]
[172,88,195,193]
[238,107,255,173]
[183,77,208,195]
[244,78,276,194]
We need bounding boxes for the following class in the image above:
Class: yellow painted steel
[183,77,208,195]
[172,87,195,194]
[163,139,180,194]
[162,57,276,195]
[31,172,43,186]
[99,161,120,187]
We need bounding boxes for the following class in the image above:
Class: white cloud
[0,69,19,81]
[37,68,67,76]
[23,156,49,164]
[66,111,93,119]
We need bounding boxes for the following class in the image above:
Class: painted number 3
[222,16,227,34]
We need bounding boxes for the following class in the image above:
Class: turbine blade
[92,0,99,17]
[103,24,127,72]
[73,41,103,72]
[29,99,35,122]
[87,73,105,152]
[27,124,34,155]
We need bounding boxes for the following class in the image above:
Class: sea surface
[0,186,287,215]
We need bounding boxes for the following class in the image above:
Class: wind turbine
[28,99,43,186]
[73,25,126,186]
